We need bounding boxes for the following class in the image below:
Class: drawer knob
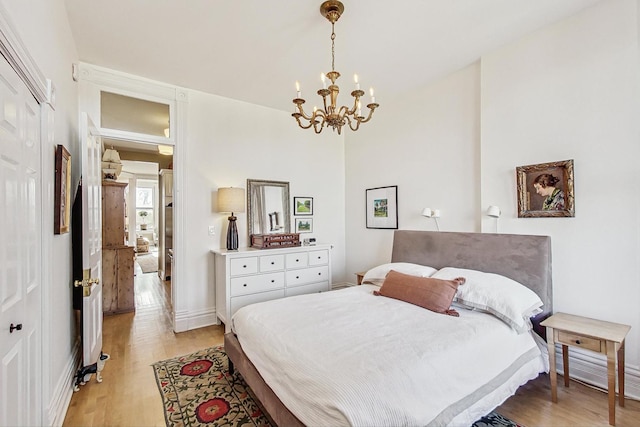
[243,265,247,268]
[318,272,321,276]
[271,261,275,265]
[295,259,299,262]
[296,276,299,279]
[317,256,321,259]
[271,280,275,283]
[243,284,247,287]
[575,339,581,344]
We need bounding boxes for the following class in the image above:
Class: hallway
[63,266,224,426]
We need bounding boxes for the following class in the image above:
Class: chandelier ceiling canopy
[292,0,379,135]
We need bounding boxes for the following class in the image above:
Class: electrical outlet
[208,226,215,236]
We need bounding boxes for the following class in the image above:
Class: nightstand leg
[618,340,625,408]
[546,326,558,403]
[562,344,570,387]
[607,341,616,426]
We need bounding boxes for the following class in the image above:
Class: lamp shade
[218,187,245,213]
[487,205,501,218]
[101,148,122,180]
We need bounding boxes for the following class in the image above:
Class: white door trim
[77,62,188,332]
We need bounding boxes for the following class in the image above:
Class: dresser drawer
[230,289,285,316]
[230,272,284,297]
[259,254,285,272]
[308,249,329,266]
[230,257,258,276]
[286,252,309,269]
[557,331,602,352]
[285,281,329,297]
[286,265,329,288]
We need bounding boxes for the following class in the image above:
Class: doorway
[103,138,174,319]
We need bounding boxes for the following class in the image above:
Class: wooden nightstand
[355,271,365,285]
[541,312,631,426]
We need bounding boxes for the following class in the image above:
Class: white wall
[182,90,347,325]
[345,63,481,276]
[0,0,80,423]
[481,0,640,376]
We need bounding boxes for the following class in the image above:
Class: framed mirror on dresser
[246,179,291,236]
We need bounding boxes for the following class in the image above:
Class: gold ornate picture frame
[516,159,574,218]
[54,144,71,234]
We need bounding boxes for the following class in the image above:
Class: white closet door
[0,55,42,427]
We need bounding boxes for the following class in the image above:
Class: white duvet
[232,285,547,427]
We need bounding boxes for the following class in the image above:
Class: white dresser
[212,244,332,332]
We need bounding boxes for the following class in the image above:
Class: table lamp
[218,187,245,250]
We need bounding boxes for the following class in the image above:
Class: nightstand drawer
[557,331,602,352]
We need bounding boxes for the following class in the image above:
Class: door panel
[80,113,103,367]
[0,56,41,427]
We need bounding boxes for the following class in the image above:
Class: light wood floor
[63,268,640,426]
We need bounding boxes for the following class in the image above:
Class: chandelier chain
[331,23,336,72]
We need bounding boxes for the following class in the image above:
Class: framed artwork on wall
[293,197,313,215]
[295,217,313,233]
[54,144,72,234]
[516,159,575,218]
[365,185,398,229]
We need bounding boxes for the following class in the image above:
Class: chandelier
[292,0,379,135]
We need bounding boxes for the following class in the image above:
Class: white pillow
[362,262,437,286]
[432,267,543,333]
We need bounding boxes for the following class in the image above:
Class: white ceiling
[63,0,602,113]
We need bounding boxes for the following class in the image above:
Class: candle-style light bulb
[354,74,360,90]
[296,81,301,98]
[321,73,327,89]
[357,100,362,116]
[370,87,376,103]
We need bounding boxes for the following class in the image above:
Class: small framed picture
[293,197,313,215]
[295,217,313,233]
[516,159,575,218]
[366,185,398,229]
[54,144,71,234]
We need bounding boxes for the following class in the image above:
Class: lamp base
[226,214,238,251]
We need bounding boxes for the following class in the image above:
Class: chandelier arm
[293,114,315,130]
[358,106,377,124]
[344,114,362,132]
[296,105,315,121]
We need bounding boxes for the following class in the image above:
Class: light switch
[208,226,215,236]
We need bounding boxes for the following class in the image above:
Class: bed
[224,230,552,426]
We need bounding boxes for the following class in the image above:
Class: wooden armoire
[102,181,135,314]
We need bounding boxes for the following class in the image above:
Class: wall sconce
[422,208,441,231]
[487,205,501,233]
[217,187,245,250]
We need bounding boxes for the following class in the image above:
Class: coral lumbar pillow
[373,270,465,316]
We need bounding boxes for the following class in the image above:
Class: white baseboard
[47,340,80,426]
[174,308,217,333]
[555,345,640,400]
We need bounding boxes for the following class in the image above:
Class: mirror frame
[246,179,291,236]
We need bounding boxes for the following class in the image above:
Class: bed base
[224,332,304,427]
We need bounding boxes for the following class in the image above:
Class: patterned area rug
[152,346,522,427]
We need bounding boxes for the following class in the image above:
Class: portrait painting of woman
[516,160,574,218]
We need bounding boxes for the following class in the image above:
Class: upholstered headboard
[391,230,553,313]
